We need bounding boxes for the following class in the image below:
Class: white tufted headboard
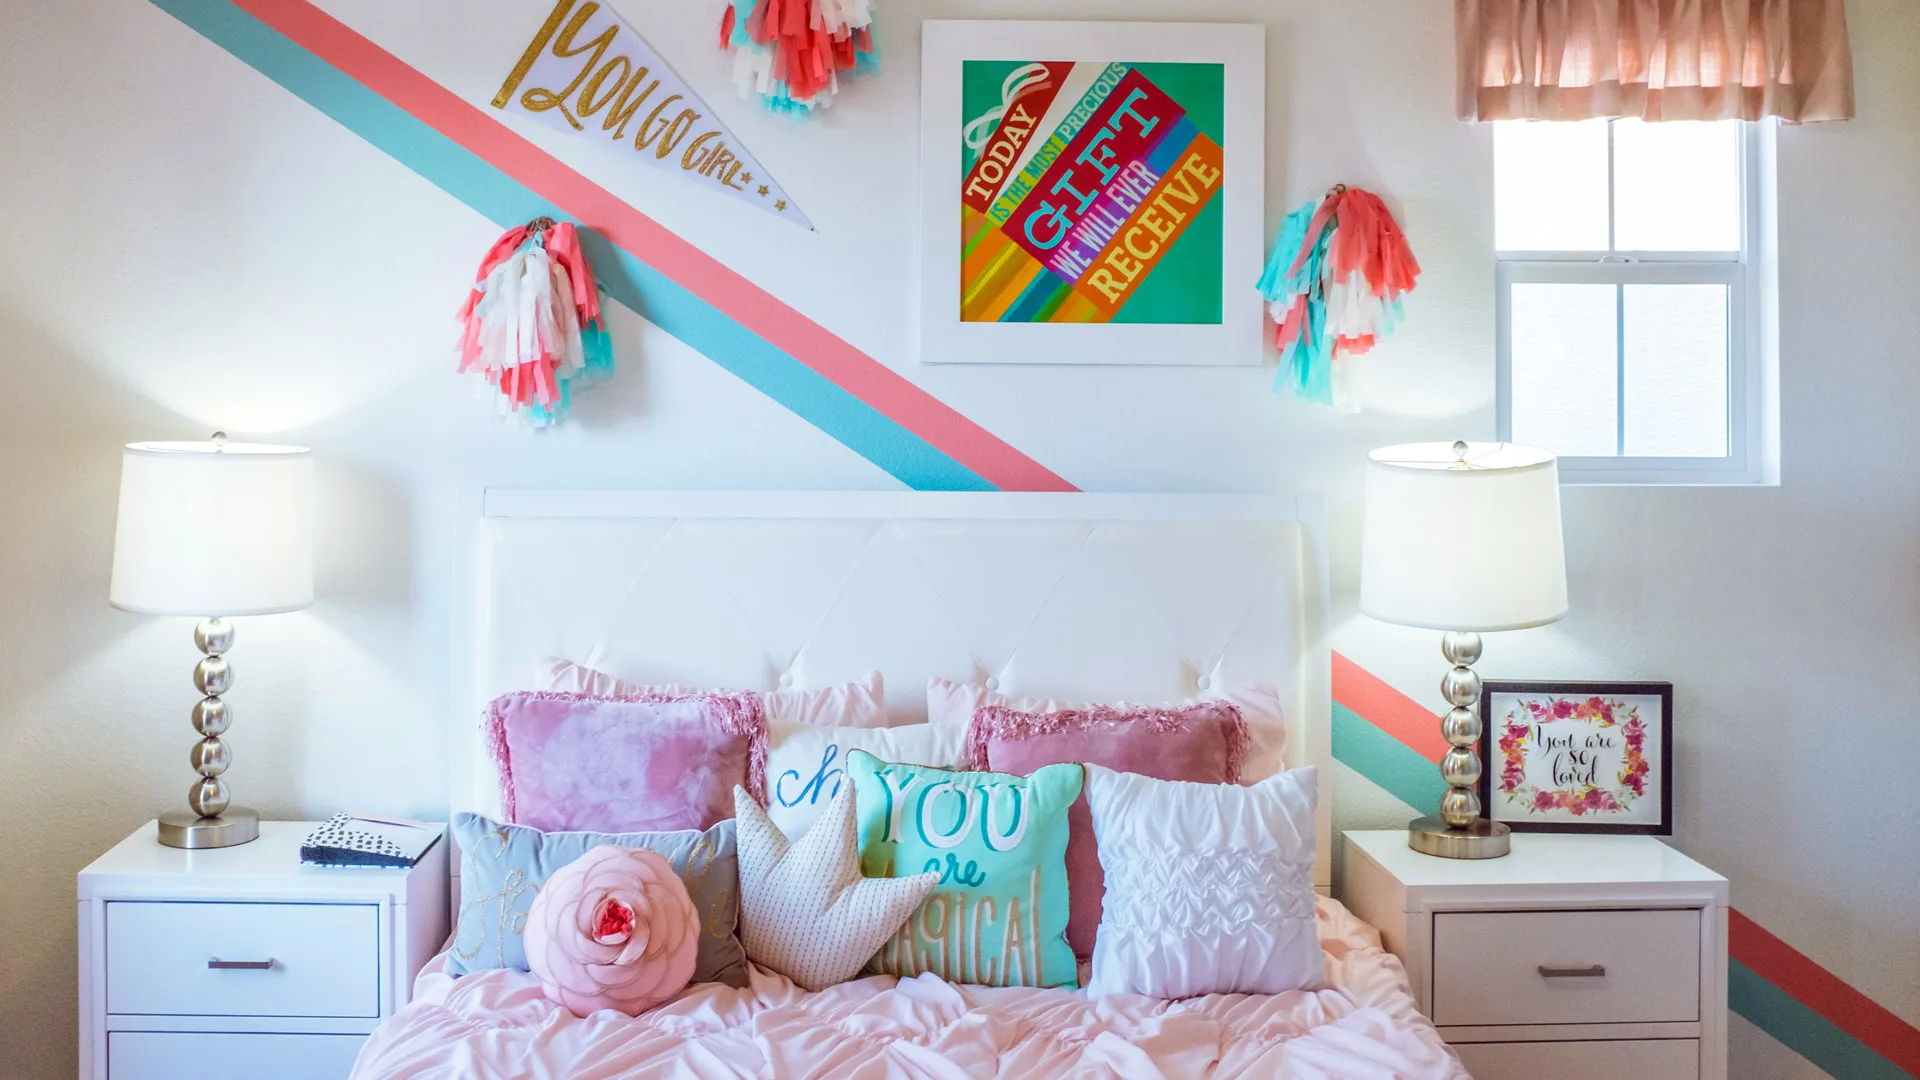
[453,491,1333,891]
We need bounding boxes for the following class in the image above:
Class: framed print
[918,20,1266,365]
[1477,681,1673,835]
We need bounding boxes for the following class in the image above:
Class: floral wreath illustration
[1497,697,1649,815]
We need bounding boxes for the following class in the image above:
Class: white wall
[0,1,1912,1077]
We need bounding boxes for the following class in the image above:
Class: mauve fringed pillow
[487,690,768,834]
[968,701,1248,960]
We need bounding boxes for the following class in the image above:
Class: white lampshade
[109,440,315,617]
[1361,442,1568,632]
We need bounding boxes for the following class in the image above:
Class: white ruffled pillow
[763,722,965,839]
[927,676,1288,780]
[538,657,888,728]
[1083,763,1321,999]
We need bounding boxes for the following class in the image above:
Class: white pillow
[927,676,1289,780]
[1083,763,1321,999]
[538,657,889,727]
[764,722,965,839]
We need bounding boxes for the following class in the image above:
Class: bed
[352,491,1468,1079]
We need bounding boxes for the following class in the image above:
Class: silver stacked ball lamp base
[1407,630,1510,860]
[156,617,259,849]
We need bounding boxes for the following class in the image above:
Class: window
[1494,118,1776,485]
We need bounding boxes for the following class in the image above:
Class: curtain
[1456,0,1854,122]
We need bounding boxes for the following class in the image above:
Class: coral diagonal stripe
[1331,651,1450,762]
[1731,909,1920,1075]
[170,0,1074,494]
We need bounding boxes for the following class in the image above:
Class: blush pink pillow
[540,657,889,728]
[487,690,767,833]
[969,701,1248,961]
[931,675,1287,780]
[525,844,699,1016]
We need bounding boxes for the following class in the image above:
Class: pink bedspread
[353,898,1465,1079]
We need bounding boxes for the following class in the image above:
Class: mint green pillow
[847,749,1083,989]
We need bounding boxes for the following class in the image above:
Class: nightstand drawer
[1453,1039,1699,1080]
[1431,909,1699,1026]
[106,901,380,1018]
[108,1031,366,1080]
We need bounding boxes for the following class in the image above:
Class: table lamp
[1361,441,1567,859]
[109,434,314,849]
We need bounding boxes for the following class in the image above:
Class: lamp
[1361,441,1567,859]
[109,434,314,849]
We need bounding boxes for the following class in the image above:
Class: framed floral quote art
[1477,681,1673,836]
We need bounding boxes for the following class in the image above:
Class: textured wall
[0,0,1911,1077]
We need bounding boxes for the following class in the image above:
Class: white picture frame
[917,20,1267,366]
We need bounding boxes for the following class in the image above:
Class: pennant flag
[493,0,813,229]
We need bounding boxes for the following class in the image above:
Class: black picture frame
[1476,681,1674,836]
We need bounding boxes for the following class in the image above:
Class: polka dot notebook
[299,814,442,868]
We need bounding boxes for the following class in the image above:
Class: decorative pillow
[970,702,1248,961]
[525,845,699,1016]
[447,811,747,986]
[540,657,889,728]
[734,785,939,991]
[847,749,1083,989]
[486,690,767,833]
[766,722,966,840]
[1083,763,1322,999]
[928,675,1289,781]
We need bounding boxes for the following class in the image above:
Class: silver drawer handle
[207,958,275,971]
[1538,964,1606,978]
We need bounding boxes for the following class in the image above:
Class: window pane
[1510,284,1619,456]
[1495,120,1610,251]
[1623,284,1729,456]
[1613,120,1741,252]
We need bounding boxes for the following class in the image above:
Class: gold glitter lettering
[516,3,617,131]
[492,0,574,109]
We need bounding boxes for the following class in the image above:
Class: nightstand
[1341,830,1728,1080]
[78,820,449,1080]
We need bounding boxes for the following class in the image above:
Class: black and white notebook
[301,814,442,869]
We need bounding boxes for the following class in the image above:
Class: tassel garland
[456,219,613,427]
[1257,185,1420,410]
[719,0,878,115]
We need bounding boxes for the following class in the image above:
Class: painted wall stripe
[1732,909,1920,1075]
[1731,960,1915,1080]
[151,0,1072,494]
[1332,650,1451,762]
[1332,702,1450,812]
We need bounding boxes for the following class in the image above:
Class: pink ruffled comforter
[353,899,1466,1079]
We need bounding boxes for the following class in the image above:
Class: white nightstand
[1342,830,1728,1080]
[78,820,449,1080]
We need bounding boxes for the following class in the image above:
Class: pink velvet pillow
[969,701,1248,961]
[540,657,889,727]
[930,675,1287,780]
[487,690,768,833]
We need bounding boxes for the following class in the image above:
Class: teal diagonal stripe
[146,0,994,493]
[1331,702,1449,812]
[1730,960,1915,1080]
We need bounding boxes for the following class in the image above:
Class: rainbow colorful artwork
[958,61,1225,326]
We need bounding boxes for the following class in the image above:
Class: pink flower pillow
[487,690,768,833]
[525,845,699,1016]
[539,657,889,728]
[969,701,1248,961]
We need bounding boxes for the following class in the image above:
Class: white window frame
[1495,119,1779,486]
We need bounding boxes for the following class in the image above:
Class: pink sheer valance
[1456,0,1854,122]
